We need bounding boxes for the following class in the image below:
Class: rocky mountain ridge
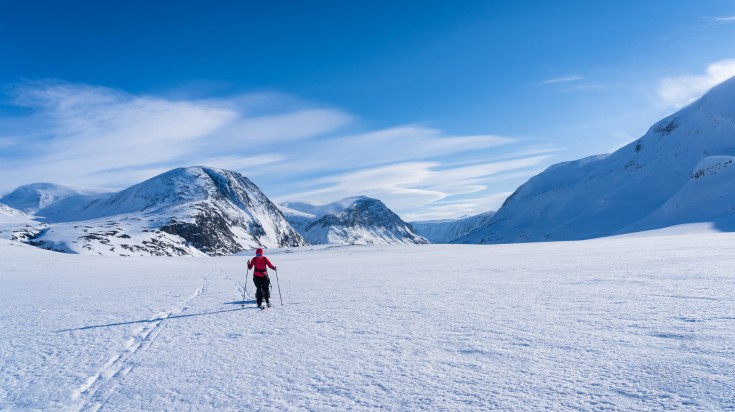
[281,196,428,245]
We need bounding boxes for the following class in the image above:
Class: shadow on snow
[54,301,257,333]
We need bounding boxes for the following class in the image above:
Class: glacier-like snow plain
[2,227,734,411]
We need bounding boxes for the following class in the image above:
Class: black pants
[253,275,271,305]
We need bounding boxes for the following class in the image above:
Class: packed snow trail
[73,274,210,412]
[1,228,735,410]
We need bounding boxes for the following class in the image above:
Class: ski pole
[242,268,250,308]
[274,269,283,306]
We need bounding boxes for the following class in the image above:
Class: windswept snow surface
[2,232,734,411]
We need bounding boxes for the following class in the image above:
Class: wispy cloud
[267,126,518,177]
[538,75,584,85]
[0,81,351,188]
[402,192,514,222]
[279,155,551,213]
[713,16,735,22]
[196,154,286,171]
[0,80,557,219]
[657,59,735,108]
[218,109,353,144]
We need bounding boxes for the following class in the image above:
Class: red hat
[256,248,264,255]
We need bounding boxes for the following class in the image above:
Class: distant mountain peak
[281,196,375,220]
[281,196,428,245]
[0,182,110,214]
[0,203,30,221]
[411,211,496,243]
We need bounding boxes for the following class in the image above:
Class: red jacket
[249,256,276,277]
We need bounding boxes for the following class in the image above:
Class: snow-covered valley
[2,228,734,411]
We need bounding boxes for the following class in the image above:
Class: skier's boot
[266,301,271,308]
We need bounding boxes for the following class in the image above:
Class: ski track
[72,272,211,412]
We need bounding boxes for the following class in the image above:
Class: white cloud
[657,59,735,108]
[538,75,584,85]
[195,154,286,173]
[714,16,735,22]
[5,82,237,185]
[219,109,353,144]
[430,156,550,186]
[256,126,517,179]
[0,136,22,149]
[336,127,515,154]
[279,156,550,213]
[0,82,352,189]
[284,162,442,200]
[1,81,557,219]
[402,192,514,222]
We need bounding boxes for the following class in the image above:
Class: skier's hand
[274,266,278,270]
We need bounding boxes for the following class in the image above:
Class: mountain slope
[622,156,735,233]
[0,203,47,243]
[281,197,365,219]
[282,196,428,245]
[0,203,29,222]
[25,167,307,256]
[458,76,735,243]
[0,183,111,217]
[411,211,495,243]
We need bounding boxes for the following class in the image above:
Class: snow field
[1,230,734,410]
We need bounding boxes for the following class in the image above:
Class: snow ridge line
[72,273,210,412]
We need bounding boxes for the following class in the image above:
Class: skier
[248,248,277,309]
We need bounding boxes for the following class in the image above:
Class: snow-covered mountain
[9,167,306,256]
[0,183,111,216]
[281,196,428,245]
[411,211,496,243]
[281,197,364,219]
[458,76,735,244]
[0,203,28,221]
[0,203,47,242]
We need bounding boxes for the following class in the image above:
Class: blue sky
[1,1,735,220]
